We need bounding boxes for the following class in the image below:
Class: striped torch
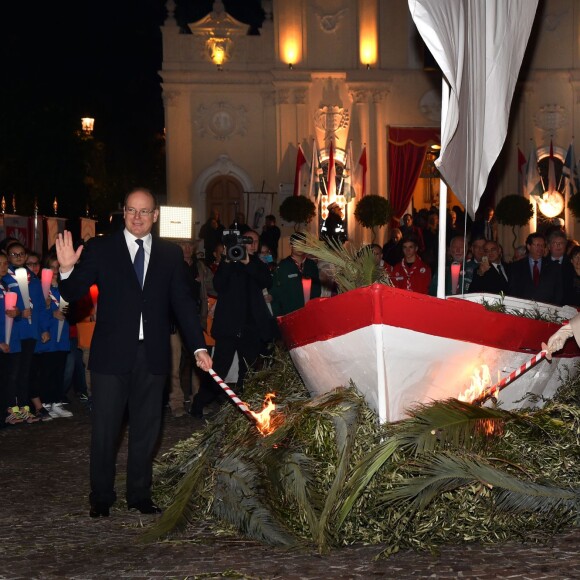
[207,368,257,425]
[472,350,547,407]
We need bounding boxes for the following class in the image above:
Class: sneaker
[36,406,53,422]
[50,402,73,418]
[5,406,24,425]
[18,406,40,424]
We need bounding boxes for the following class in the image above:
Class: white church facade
[160,0,580,254]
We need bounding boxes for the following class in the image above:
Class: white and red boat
[277,284,580,423]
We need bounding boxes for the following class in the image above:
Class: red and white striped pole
[472,350,547,406]
[207,368,257,425]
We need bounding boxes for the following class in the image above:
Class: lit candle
[302,277,312,305]
[56,296,69,342]
[450,263,461,295]
[89,284,98,319]
[41,268,53,300]
[14,268,31,324]
[4,291,17,344]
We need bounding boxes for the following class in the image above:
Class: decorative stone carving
[194,102,248,140]
[314,105,350,140]
[534,104,567,135]
[371,89,389,103]
[275,89,290,104]
[348,89,370,104]
[314,5,348,34]
[419,89,441,122]
[293,89,307,104]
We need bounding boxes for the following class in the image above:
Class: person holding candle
[25,252,42,278]
[3,242,51,423]
[34,255,73,419]
[271,232,321,317]
[56,187,212,518]
[1,254,22,427]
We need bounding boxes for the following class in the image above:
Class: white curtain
[408,0,539,218]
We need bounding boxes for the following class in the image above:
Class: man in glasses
[56,187,212,519]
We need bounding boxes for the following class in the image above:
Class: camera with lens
[222,230,253,262]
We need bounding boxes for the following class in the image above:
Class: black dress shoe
[127,499,162,514]
[89,503,110,518]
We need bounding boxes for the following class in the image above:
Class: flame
[458,364,495,403]
[249,393,277,436]
[459,365,502,436]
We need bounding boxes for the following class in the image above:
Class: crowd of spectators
[1,238,91,428]
[4,202,577,426]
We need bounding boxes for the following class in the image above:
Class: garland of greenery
[146,349,580,557]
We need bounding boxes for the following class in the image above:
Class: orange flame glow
[458,364,496,403]
[249,393,277,436]
[458,365,501,436]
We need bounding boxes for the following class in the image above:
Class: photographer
[190,230,274,419]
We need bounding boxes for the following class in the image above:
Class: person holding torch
[56,187,212,518]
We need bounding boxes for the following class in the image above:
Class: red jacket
[391,257,432,294]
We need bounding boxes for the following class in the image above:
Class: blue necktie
[134,239,144,287]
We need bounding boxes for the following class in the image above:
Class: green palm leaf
[397,398,512,454]
[384,453,578,518]
[213,453,298,547]
[142,445,212,542]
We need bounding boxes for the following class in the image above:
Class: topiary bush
[354,195,393,241]
[494,194,534,250]
[279,195,316,231]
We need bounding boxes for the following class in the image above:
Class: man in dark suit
[508,233,563,305]
[56,188,212,518]
[468,240,509,294]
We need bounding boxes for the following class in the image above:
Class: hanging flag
[517,146,527,195]
[357,146,368,197]
[547,139,557,197]
[525,140,542,199]
[307,141,322,201]
[326,140,336,201]
[563,140,578,196]
[342,141,354,203]
[292,144,307,196]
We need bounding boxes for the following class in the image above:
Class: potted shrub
[568,193,580,219]
[354,195,393,241]
[279,195,316,231]
[494,194,534,250]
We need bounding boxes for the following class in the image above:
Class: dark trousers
[89,342,166,507]
[36,351,68,404]
[2,353,20,409]
[12,338,36,405]
[192,333,262,413]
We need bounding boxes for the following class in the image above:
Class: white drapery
[408,0,539,218]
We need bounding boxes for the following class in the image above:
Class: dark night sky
[0,0,264,218]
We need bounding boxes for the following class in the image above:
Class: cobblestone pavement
[1,398,579,580]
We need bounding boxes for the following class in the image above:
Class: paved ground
[1,398,580,580]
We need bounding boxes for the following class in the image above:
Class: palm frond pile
[147,350,580,556]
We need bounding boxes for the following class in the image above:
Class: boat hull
[278,284,580,423]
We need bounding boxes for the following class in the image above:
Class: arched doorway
[205,175,244,229]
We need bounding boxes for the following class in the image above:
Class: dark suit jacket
[468,261,509,294]
[211,254,273,342]
[507,256,563,306]
[59,229,206,375]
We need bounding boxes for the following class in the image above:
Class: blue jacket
[35,285,71,353]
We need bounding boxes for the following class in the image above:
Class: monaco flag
[293,145,308,196]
